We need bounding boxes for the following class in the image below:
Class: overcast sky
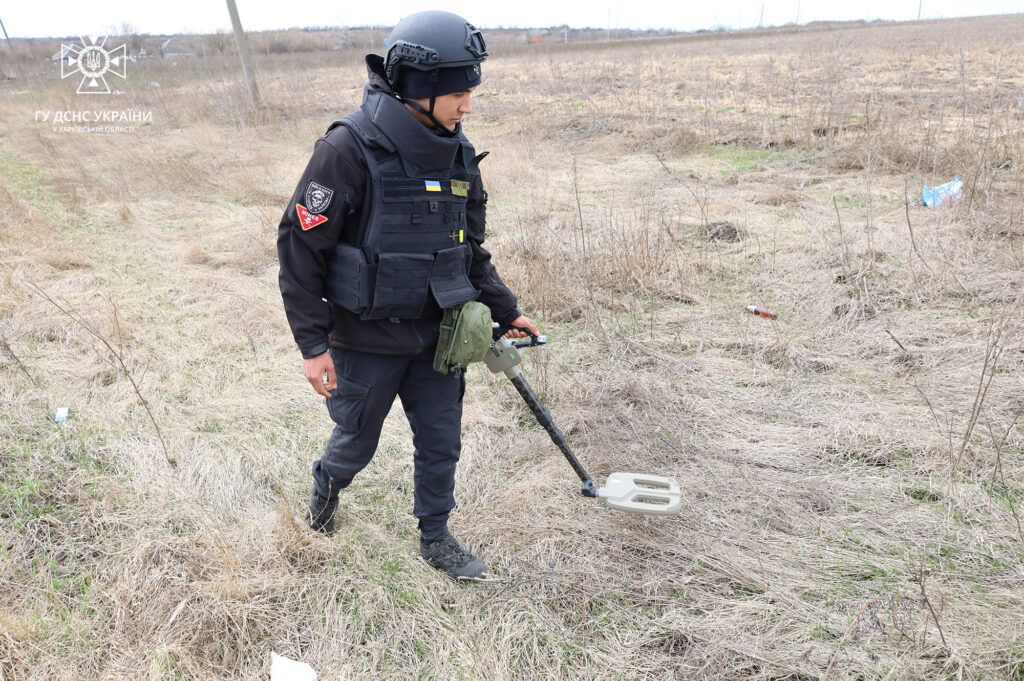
[2,0,1021,38]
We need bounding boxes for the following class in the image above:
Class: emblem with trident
[61,36,127,94]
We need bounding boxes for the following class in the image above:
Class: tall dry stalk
[27,281,175,467]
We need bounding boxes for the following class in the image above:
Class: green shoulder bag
[433,301,493,375]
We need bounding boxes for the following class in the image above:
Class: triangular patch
[296,204,327,231]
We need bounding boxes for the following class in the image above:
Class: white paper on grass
[270,652,317,681]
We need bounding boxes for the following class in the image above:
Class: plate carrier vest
[323,97,481,321]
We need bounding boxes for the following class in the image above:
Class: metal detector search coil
[485,326,682,517]
[597,473,681,516]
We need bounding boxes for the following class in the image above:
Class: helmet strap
[428,70,438,115]
[399,70,457,138]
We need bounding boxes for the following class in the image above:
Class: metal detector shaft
[508,373,598,498]
[485,330,682,515]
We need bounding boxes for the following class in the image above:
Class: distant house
[49,44,76,63]
[50,42,143,62]
[160,38,194,58]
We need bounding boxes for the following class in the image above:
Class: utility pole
[0,15,24,81]
[796,0,801,25]
[759,2,766,28]
[225,0,262,111]
[917,0,923,20]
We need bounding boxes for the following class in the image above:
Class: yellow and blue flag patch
[424,180,441,192]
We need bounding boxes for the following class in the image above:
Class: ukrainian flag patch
[424,180,441,192]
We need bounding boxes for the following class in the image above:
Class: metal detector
[485,327,682,516]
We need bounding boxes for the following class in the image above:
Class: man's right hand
[304,352,337,397]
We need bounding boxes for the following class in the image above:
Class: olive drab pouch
[433,301,493,375]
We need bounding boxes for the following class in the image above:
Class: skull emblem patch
[304,181,334,214]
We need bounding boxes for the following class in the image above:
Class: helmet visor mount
[464,24,488,59]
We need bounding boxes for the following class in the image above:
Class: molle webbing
[324,107,479,320]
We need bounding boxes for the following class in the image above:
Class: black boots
[307,485,339,536]
[419,532,488,580]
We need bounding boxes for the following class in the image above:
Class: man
[277,11,538,581]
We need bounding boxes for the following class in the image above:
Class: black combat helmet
[385,11,488,135]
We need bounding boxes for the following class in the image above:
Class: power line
[225,0,262,111]
[0,15,25,81]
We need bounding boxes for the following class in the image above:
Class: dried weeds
[1,14,1023,681]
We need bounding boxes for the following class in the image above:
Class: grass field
[1,14,1023,680]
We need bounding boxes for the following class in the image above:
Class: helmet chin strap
[399,71,457,138]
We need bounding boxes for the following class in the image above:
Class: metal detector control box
[484,337,529,376]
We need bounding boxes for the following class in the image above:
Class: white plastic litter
[270,652,317,681]
[54,407,70,423]
[922,177,963,207]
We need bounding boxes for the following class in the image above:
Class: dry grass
[2,14,1024,680]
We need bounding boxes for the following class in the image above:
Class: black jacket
[277,56,520,358]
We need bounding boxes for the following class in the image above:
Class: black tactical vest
[324,90,480,320]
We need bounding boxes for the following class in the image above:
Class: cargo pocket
[326,375,371,433]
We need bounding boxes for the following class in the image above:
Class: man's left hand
[504,314,539,339]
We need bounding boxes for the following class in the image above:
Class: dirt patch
[700,220,742,242]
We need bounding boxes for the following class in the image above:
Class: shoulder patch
[304,181,334,214]
[296,204,328,231]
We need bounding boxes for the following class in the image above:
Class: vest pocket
[430,245,479,309]
[325,241,374,315]
[365,252,434,319]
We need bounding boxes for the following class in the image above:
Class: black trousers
[311,346,465,540]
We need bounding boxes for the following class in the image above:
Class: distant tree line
[0,23,687,80]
